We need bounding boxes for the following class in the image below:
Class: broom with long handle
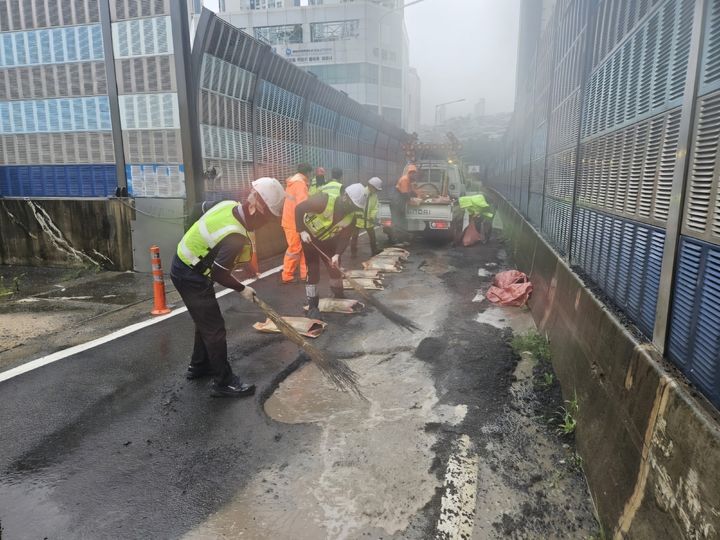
[309,240,420,332]
[252,295,364,398]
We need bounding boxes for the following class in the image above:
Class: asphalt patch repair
[412,238,600,538]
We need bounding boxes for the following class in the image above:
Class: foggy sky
[201,0,521,124]
[404,0,520,124]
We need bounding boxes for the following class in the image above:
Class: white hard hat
[252,177,285,216]
[368,177,383,191]
[345,183,368,209]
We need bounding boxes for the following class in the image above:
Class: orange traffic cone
[150,245,172,315]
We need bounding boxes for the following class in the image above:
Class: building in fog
[206,0,420,130]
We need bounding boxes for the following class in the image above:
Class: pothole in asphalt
[414,337,447,361]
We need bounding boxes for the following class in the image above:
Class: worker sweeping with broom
[170,177,285,398]
[296,183,368,320]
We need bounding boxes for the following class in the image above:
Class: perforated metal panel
[583,0,693,140]
[572,206,664,337]
[683,89,720,242]
[194,15,407,200]
[0,4,115,196]
[668,237,720,407]
[110,4,183,198]
[578,107,681,225]
[110,0,170,22]
[0,164,116,196]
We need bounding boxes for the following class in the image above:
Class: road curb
[493,192,720,539]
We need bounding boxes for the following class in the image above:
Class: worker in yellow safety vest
[319,167,344,197]
[350,176,382,257]
[170,177,285,398]
[295,183,367,319]
[459,193,495,242]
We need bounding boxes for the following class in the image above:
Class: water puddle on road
[0,476,70,537]
[475,305,535,332]
[477,267,493,278]
[185,353,463,539]
[264,362,370,424]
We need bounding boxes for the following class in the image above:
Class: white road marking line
[0,229,376,383]
[436,434,479,540]
[0,264,284,383]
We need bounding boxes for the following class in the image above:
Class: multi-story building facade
[209,0,420,131]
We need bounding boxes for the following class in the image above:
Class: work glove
[240,285,256,302]
[300,231,312,243]
[331,254,340,269]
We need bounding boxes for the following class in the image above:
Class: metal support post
[653,0,708,353]
[99,0,127,191]
[171,0,204,212]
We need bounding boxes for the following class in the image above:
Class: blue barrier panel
[668,237,720,408]
[572,207,665,337]
[0,165,116,197]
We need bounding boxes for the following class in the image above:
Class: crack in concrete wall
[26,201,101,268]
[615,377,673,539]
[1,201,38,240]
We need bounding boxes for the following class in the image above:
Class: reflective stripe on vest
[177,201,252,275]
[304,193,354,241]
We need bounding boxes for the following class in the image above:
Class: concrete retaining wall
[0,198,134,271]
[494,194,720,539]
[0,198,287,273]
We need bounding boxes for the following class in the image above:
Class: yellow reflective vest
[459,194,494,219]
[304,193,355,241]
[319,180,343,197]
[177,201,252,275]
[356,189,378,229]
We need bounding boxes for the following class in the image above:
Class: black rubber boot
[306,295,322,320]
[330,287,345,299]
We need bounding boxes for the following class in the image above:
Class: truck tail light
[430,221,450,230]
[381,219,393,227]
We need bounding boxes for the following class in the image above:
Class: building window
[310,20,359,42]
[250,0,285,8]
[254,24,303,45]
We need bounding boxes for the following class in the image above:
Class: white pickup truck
[378,160,466,240]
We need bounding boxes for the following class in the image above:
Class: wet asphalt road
[0,234,597,539]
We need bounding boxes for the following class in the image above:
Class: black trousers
[302,237,344,291]
[350,227,377,255]
[170,273,234,385]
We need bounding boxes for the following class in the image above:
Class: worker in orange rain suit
[388,163,419,244]
[281,163,313,284]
